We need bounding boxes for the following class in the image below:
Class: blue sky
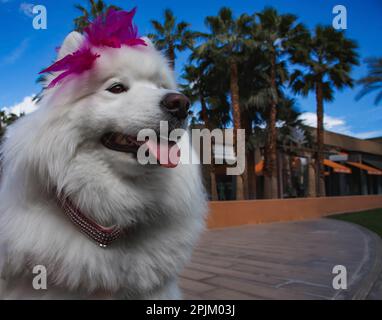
[0,0,381,138]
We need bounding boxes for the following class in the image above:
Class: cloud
[2,95,38,116]
[19,2,34,17]
[0,38,30,66]
[299,112,351,133]
[299,112,382,139]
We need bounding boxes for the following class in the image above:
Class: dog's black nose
[160,93,191,120]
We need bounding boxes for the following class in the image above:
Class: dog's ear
[57,31,85,60]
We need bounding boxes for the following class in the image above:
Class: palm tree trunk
[264,54,278,199]
[209,166,219,201]
[168,45,175,70]
[315,82,326,197]
[247,147,256,199]
[200,94,218,201]
[200,95,209,126]
[283,153,293,197]
[229,59,245,200]
[242,110,254,199]
[307,155,316,197]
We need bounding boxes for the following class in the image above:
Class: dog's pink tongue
[145,139,180,168]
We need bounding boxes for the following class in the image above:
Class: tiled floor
[180,219,382,300]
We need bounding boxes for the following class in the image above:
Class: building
[322,131,382,196]
[200,128,382,200]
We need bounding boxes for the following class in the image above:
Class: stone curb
[352,227,382,300]
[330,221,382,300]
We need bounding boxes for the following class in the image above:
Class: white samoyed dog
[0,19,207,299]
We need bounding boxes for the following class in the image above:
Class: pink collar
[56,193,122,248]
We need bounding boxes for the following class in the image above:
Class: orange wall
[207,195,382,229]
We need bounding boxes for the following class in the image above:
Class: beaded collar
[56,193,122,248]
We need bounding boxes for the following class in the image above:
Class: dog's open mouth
[101,132,180,168]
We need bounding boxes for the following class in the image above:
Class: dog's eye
[107,83,128,94]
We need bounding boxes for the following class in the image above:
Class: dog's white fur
[0,33,207,299]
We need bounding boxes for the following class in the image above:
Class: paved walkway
[179,219,382,300]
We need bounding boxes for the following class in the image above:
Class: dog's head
[41,29,189,169]
[2,12,193,219]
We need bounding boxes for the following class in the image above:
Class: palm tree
[182,53,230,200]
[182,64,218,200]
[253,7,307,199]
[239,45,275,200]
[186,48,231,129]
[148,9,196,70]
[195,7,252,200]
[356,57,382,105]
[0,110,6,139]
[74,0,121,33]
[290,25,359,197]
[0,111,22,140]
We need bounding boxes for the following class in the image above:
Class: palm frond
[356,57,382,105]
[150,20,165,34]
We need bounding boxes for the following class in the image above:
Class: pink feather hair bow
[40,8,147,88]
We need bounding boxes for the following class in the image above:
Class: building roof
[367,137,382,144]
[309,128,382,156]
[190,124,382,157]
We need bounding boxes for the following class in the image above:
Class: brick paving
[367,267,382,299]
[180,219,382,300]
